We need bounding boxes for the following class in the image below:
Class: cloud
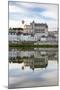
[9,1,58,30]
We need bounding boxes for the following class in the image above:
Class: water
[8,48,58,88]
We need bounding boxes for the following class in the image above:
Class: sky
[9,1,58,31]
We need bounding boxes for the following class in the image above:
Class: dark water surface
[8,48,58,88]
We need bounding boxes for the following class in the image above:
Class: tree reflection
[9,48,58,71]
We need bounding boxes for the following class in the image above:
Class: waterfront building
[31,21,48,36]
[24,21,48,41]
[8,21,58,42]
[48,31,58,42]
[24,57,48,70]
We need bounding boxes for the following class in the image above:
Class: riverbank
[9,44,58,50]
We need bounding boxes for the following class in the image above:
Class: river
[8,48,58,88]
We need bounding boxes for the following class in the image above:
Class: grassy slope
[9,44,58,48]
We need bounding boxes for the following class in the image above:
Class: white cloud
[41,11,57,20]
[9,20,23,28]
[41,5,58,20]
[9,2,58,31]
[9,4,27,13]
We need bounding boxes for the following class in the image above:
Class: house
[48,31,58,42]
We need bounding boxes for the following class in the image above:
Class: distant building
[24,21,48,34]
[8,27,23,42]
[48,31,58,42]
[9,27,23,34]
[23,21,48,41]
[8,21,58,42]
[24,57,48,70]
[31,21,48,36]
[24,24,32,34]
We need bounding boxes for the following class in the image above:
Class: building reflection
[24,57,48,71]
[9,48,58,71]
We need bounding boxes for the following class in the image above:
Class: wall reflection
[9,48,58,70]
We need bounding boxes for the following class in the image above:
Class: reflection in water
[9,48,58,88]
[9,48,58,70]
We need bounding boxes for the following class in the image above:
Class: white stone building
[8,21,58,43]
[23,21,48,41]
[47,31,58,42]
